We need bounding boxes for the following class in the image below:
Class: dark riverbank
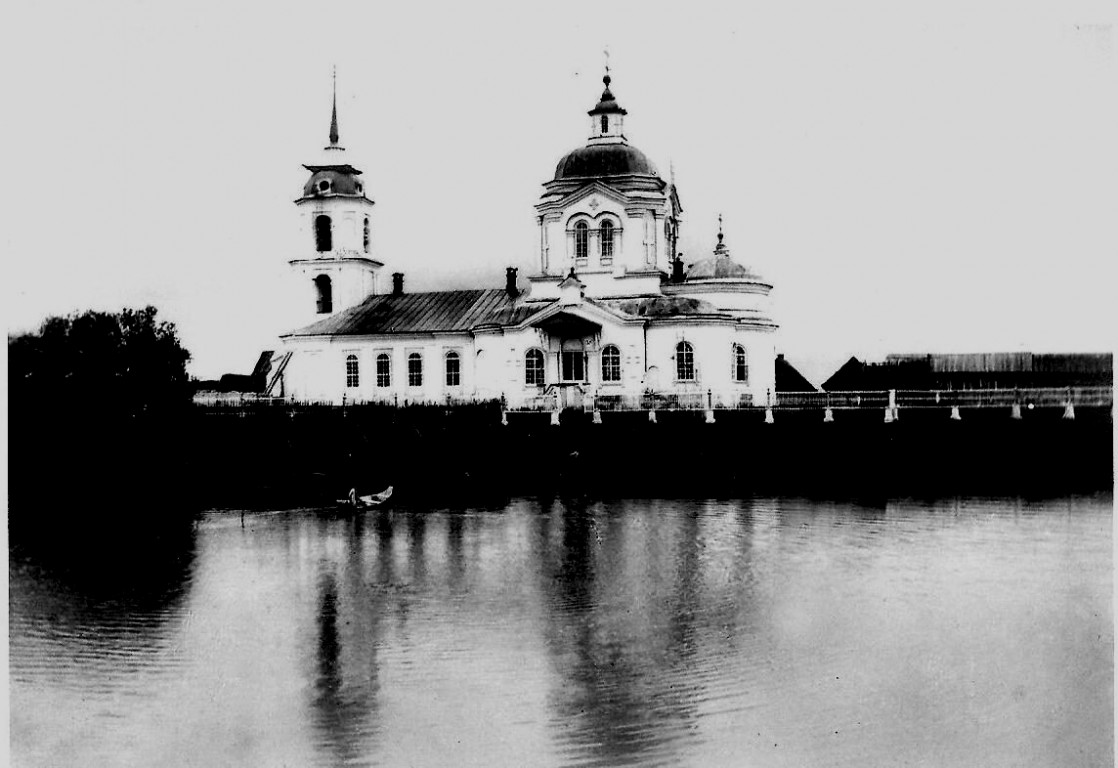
[8,403,1111,524]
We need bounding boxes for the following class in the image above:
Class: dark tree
[8,306,194,522]
[9,306,192,415]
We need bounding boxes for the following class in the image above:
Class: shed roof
[285,289,547,337]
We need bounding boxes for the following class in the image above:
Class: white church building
[267,72,778,410]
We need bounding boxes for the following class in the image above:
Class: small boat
[336,486,394,510]
[358,486,393,506]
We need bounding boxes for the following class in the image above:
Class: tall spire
[329,66,340,146]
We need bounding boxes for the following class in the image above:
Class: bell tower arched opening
[314,215,333,252]
[314,275,333,314]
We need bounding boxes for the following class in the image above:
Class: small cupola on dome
[552,66,661,181]
[685,216,765,282]
[588,72,628,141]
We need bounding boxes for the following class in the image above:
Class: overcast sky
[3,0,1115,383]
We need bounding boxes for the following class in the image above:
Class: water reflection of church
[269,69,778,409]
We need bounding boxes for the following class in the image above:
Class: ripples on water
[9,495,1113,767]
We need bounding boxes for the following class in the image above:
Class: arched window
[445,351,461,387]
[676,341,695,381]
[601,345,621,383]
[600,220,614,263]
[314,275,332,314]
[363,217,370,253]
[525,348,545,387]
[345,354,359,388]
[317,179,332,194]
[733,344,748,383]
[407,353,423,387]
[601,114,609,134]
[574,221,589,262]
[314,214,332,252]
[376,353,391,387]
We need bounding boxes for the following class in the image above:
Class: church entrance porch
[556,338,588,410]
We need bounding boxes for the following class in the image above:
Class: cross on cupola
[587,52,627,144]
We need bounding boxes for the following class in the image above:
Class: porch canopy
[529,310,602,338]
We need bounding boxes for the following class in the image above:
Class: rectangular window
[600,222,614,265]
[407,353,423,387]
[601,346,621,382]
[525,350,545,386]
[732,345,748,383]
[445,352,461,387]
[345,354,359,388]
[376,353,391,387]
[676,342,695,381]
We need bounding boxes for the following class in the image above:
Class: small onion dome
[616,295,721,317]
[554,143,658,180]
[685,230,764,281]
[301,168,366,198]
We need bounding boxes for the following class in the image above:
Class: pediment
[516,298,629,332]
[537,181,631,216]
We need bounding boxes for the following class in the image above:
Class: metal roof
[285,289,548,337]
[554,143,657,180]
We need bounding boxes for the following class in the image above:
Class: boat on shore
[336,486,394,510]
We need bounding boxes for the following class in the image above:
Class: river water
[9,495,1113,767]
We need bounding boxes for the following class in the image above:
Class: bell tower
[289,71,382,325]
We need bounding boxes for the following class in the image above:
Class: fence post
[950,405,962,421]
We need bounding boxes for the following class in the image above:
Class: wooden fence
[194,387,1112,415]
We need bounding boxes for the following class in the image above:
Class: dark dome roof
[301,168,365,198]
[685,254,762,281]
[554,143,658,180]
[615,296,721,317]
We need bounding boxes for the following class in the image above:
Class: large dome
[553,143,658,180]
